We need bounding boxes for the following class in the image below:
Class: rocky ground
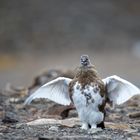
[0,69,140,140]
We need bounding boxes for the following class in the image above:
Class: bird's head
[80,55,91,66]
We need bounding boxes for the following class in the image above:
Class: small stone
[128,111,140,118]
[2,112,19,123]
[9,98,20,103]
[125,129,138,133]
[127,138,132,140]
[105,122,130,130]
[0,111,4,118]
[16,123,25,129]
[48,126,59,131]
[88,128,103,134]
[92,135,111,140]
[68,110,78,118]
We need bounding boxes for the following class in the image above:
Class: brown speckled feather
[69,64,107,112]
[69,57,107,129]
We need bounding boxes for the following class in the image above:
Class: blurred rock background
[0,0,140,89]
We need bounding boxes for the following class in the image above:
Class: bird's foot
[80,123,89,130]
[91,124,97,129]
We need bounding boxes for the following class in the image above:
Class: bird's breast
[72,81,105,111]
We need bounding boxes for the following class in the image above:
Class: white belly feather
[72,82,104,126]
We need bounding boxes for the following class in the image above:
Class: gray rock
[88,128,103,134]
[48,126,59,131]
[2,111,19,123]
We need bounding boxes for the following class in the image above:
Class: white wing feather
[24,77,72,105]
[103,75,140,105]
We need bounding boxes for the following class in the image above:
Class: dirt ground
[0,86,140,140]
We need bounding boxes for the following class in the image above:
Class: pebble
[128,111,140,118]
[48,126,59,131]
[88,128,103,134]
[2,112,19,123]
[16,123,25,129]
[127,138,132,140]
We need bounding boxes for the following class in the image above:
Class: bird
[24,55,140,130]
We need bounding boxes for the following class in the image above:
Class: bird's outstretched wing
[24,77,72,105]
[103,75,140,105]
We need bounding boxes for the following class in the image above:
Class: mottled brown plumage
[69,57,106,98]
[69,55,107,128]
